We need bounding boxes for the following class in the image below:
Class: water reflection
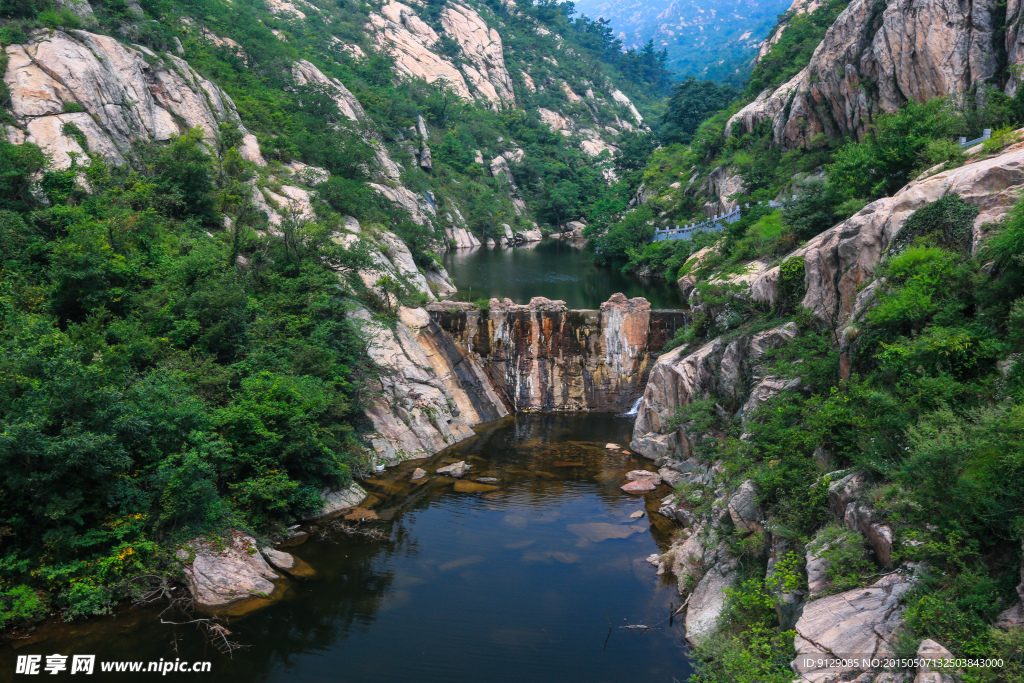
[443,241,684,309]
[1,414,692,683]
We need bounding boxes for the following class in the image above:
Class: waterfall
[622,396,643,417]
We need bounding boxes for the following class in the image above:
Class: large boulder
[792,571,917,682]
[312,482,367,520]
[177,533,281,609]
[727,480,763,536]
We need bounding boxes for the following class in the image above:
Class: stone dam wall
[427,294,688,413]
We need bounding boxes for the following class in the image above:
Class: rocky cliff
[4,29,263,169]
[634,134,1024,677]
[729,0,1020,149]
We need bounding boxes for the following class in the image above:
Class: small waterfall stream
[622,396,643,417]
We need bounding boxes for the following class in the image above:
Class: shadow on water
[442,241,685,309]
[0,414,693,683]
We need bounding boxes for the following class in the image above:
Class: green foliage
[903,537,1004,657]
[887,193,978,255]
[0,142,370,620]
[661,78,738,145]
[593,204,655,266]
[731,209,792,260]
[828,99,958,199]
[810,524,876,593]
[690,578,796,683]
[867,246,973,336]
[0,141,46,213]
[776,255,805,312]
[0,586,47,630]
[781,176,855,241]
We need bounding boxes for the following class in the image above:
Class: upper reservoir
[442,240,685,309]
[1,414,691,682]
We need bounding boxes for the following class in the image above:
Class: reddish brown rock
[621,480,657,493]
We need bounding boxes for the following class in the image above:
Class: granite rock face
[730,0,1011,150]
[4,30,264,169]
[792,572,917,682]
[440,2,516,105]
[631,322,798,457]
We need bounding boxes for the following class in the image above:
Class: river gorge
[1,415,693,682]
[0,243,694,681]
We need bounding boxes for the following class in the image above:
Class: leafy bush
[887,194,978,255]
[810,524,876,593]
[0,586,47,630]
[776,256,806,312]
[828,99,958,199]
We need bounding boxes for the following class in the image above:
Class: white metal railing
[959,129,991,148]
[651,198,788,243]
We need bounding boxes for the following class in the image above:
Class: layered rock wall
[428,294,688,413]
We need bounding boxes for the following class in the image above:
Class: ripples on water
[1,414,692,683]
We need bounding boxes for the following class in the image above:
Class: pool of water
[442,240,685,309]
[1,414,692,683]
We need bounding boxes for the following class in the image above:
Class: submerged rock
[437,461,469,478]
[343,507,379,522]
[566,522,641,543]
[261,547,315,579]
[453,480,500,493]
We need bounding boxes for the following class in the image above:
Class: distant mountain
[572,0,794,84]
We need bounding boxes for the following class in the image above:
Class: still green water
[1,414,691,682]
[442,240,685,309]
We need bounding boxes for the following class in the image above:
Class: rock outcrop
[749,140,1024,327]
[731,0,1010,150]
[440,2,515,105]
[356,304,510,464]
[429,294,688,412]
[292,59,365,122]
[177,533,281,609]
[4,29,263,169]
[631,322,798,459]
[792,571,917,682]
[368,1,515,108]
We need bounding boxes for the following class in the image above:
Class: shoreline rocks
[177,533,281,610]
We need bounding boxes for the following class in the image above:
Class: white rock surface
[177,533,280,608]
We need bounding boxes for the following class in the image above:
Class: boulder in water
[437,461,469,478]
